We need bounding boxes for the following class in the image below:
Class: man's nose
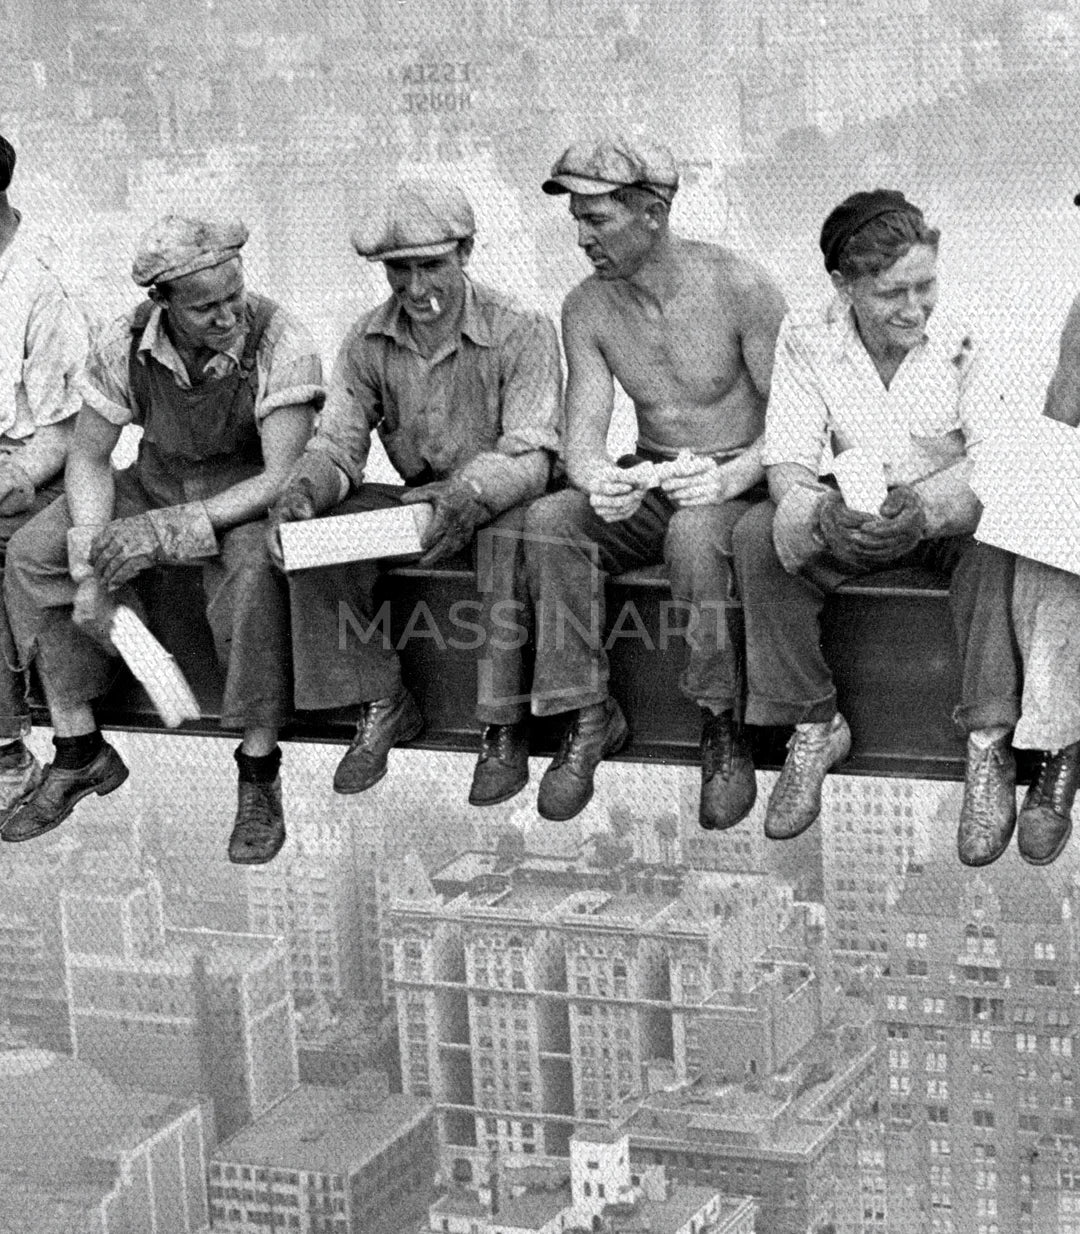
[576,222,593,248]
[407,270,427,297]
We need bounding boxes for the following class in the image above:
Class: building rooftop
[430,1189,488,1219]
[894,857,1071,926]
[495,1183,572,1230]
[638,1184,722,1234]
[0,1053,197,1182]
[213,1083,431,1173]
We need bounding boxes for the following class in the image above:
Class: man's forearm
[456,450,551,516]
[718,436,766,498]
[767,460,822,504]
[66,452,116,527]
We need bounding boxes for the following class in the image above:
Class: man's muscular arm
[1044,292,1080,427]
[562,286,638,521]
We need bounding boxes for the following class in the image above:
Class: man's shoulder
[249,294,319,363]
[562,274,611,325]
[469,280,554,336]
[679,238,782,303]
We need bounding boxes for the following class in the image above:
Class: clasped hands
[817,483,927,569]
[583,452,738,524]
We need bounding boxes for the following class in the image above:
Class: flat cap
[131,214,249,287]
[0,135,15,194]
[351,179,475,263]
[819,189,922,273]
[542,137,679,202]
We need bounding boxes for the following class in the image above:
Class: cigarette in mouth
[429,296,440,314]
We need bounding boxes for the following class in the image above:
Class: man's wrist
[67,525,105,583]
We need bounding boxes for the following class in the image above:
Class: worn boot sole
[537,711,630,823]
[332,709,425,796]
[228,827,287,866]
[1017,812,1072,867]
[699,774,757,832]
[469,768,530,808]
[1,760,130,844]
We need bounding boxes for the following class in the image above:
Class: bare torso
[572,238,775,455]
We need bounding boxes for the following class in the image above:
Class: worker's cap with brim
[131,215,248,287]
[542,137,679,203]
[351,179,476,263]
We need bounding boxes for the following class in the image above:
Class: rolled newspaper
[109,605,201,728]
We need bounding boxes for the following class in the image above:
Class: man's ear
[458,237,475,268]
[147,284,167,306]
[829,269,852,302]
[644,199,668,232]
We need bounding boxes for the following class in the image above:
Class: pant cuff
[476,705,529,726]
[745,689,837,727]
[952,696,1021,736]
[531,688,607,719]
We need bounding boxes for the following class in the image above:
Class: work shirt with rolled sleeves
[0,219,88,448]
[762,297,1000,537]
[307,278,562,514]
[80,296,324,506]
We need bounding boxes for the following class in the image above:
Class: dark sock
[235,746,282,785]
[0,738,27,768]
[53,731,104,771]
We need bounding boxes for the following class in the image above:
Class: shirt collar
[364,278,493,352]
[137,302,247,378]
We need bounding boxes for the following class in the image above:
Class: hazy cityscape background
[4,1,1080,1232]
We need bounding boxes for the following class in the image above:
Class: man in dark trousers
[2,215,323,864]
[523,136,786,826]
[270,179,562,807]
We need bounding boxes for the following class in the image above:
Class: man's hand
[660,456,741,508]
[400,478,489,566]
[72,577,117,648]
[572,458,643,524]
[91,502,217,590]
[865,483,927,557]
[818,492,911,570]
[267,478,318,569]
[0,458,35,517]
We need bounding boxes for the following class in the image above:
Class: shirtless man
[524,137,787,825]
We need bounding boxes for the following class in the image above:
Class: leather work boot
[699,709,757,831]
[332,690,424,795]
[469,722,530,807]
[1016,740,1080,866]
[537,698,629,822]
[0,743,129,843]
[764,713,852,841]
[957,732,1017,867]
[228,778,286,865]
[0,748,42,816]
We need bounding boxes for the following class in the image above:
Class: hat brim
[541,174,627,197]
[356,238,461,263]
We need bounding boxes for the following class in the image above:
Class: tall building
[0,848,73,1052]
[879,857,1080,1233]
[62,869,299,1144]
[0,1049,209,1234]
[821,777,934,964]
[385,849,836,1178]
[246,819,364,1006]
[208,1073,435,1234]
[620,1002,878,1234]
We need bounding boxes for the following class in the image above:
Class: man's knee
[523,489,592,548]
[730,500,778,566]
[663,506,732,568]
